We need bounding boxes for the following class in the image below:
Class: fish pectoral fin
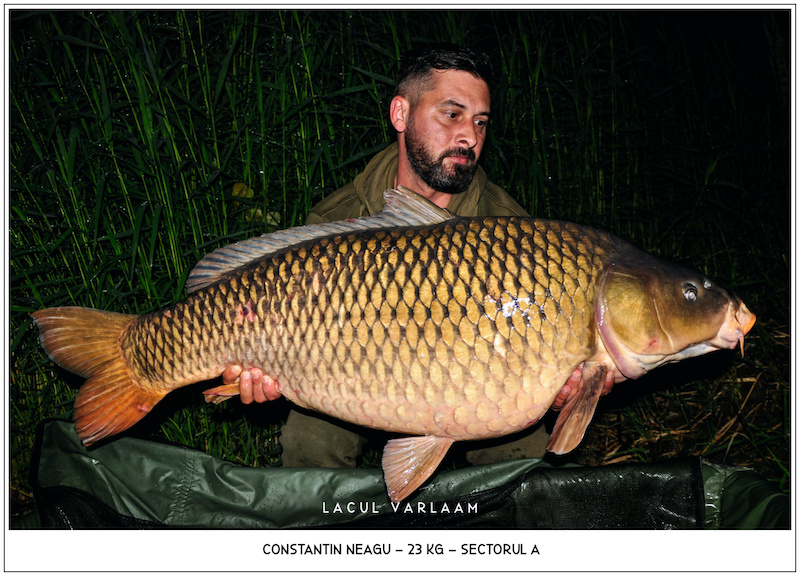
[547,365,609,455]
[202,383,240,404]
[381,435,454,503]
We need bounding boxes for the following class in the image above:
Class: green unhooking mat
[24,420,788,529]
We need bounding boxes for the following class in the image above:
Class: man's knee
[279,410,366,468]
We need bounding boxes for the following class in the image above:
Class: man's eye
[476,119,488,128]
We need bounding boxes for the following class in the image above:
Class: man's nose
[456,122,479,149]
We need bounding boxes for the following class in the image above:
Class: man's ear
[389,95,410,133]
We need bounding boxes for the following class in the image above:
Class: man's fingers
[251,368,268,403]
[222,365,243,386]
[240,370,254,404]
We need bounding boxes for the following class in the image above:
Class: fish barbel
[32,187,756,502]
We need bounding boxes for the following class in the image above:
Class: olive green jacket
[306,142,528,224]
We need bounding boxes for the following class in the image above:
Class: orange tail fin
[31,307,168,446]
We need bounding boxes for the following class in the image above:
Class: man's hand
[221,365,281,404]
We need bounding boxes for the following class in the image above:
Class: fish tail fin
[31,307,167,446]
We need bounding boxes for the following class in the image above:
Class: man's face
[403,69,491,195]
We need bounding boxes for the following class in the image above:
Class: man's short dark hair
[394,43,493,105]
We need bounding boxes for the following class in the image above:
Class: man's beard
[405,121,478,195]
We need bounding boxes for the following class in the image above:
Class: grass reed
[9,10,790,515]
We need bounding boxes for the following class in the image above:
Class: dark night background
[9,10,792,523]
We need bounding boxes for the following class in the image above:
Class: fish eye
[703,279,712,290]
[683,283,698,302]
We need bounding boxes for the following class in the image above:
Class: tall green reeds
[9,10,790,514]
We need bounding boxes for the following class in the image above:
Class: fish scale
[31,187,756,502]
[117,217,611,444]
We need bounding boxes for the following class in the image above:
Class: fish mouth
[713,299,756,356]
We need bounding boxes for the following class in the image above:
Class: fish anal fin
[203,369,283,404]
[381,435,454,503]
[547,365,609,455]
[202,383,240,404]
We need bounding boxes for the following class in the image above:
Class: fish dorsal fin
[381,435,454,502]
[186,186,454,293]
[385,185,455,225]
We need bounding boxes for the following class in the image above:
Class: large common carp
[32,187,755,502]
